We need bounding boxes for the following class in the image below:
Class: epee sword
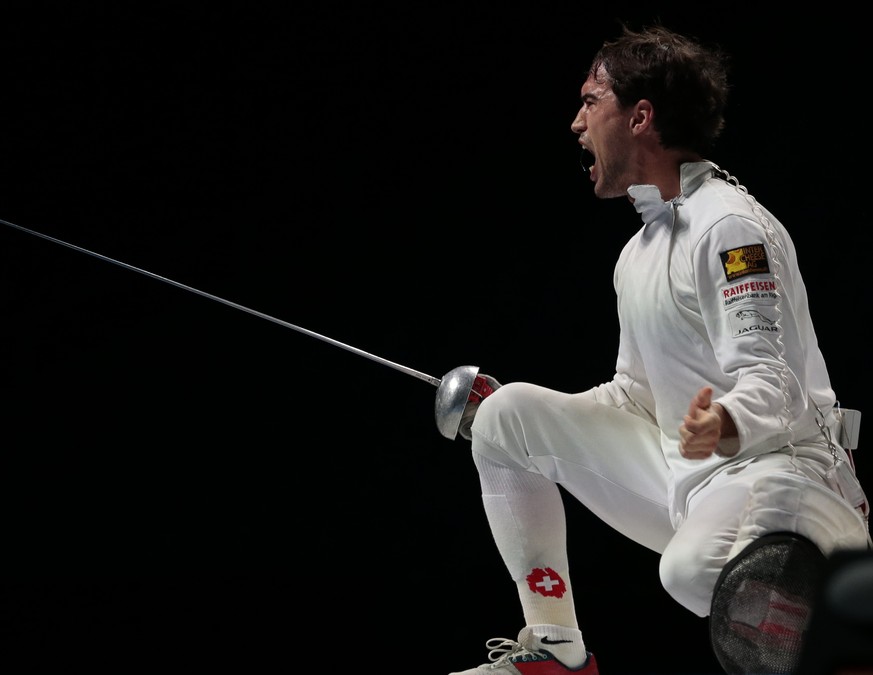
[2,217,493,440]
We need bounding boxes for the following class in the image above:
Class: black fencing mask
[709,532,827,674]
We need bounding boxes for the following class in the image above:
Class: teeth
[579,148,594,174]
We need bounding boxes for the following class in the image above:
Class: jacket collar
[626,161,715,225]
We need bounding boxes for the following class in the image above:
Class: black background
[0,3,868,673]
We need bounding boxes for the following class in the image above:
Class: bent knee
[471,382,551,436]
[470,382,559,468]
[659,539,720,617]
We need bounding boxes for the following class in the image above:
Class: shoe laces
[483,637,550,668]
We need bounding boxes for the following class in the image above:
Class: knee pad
[709,532,826,674]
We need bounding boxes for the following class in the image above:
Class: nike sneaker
[450,626,599,674]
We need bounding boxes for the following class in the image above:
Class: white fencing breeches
[470,381,870,617]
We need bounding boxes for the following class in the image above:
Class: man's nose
[570,109,585,134]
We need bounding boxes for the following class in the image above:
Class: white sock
[524,624,588,669]
[474,453,585,663]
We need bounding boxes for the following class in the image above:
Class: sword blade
[2,217,442,387]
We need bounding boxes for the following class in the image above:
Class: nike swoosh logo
[541,637,572,645]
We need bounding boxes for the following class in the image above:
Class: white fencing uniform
[470,161,870,617]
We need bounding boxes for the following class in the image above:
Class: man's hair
[589,24,730,154]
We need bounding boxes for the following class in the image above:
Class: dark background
[0,3,867,673]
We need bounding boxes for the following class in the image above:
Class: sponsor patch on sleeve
[719,244,769,281]
[722,279,778,310]
[729,307,780,337]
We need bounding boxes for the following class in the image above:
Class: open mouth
[579,147,595,175]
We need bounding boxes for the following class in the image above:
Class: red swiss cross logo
[526,567,567,598]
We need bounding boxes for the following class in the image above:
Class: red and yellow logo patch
[720,244,769,281]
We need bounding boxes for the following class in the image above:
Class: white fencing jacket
[617,161,842,516]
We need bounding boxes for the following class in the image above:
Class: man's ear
[630,99,654,135]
